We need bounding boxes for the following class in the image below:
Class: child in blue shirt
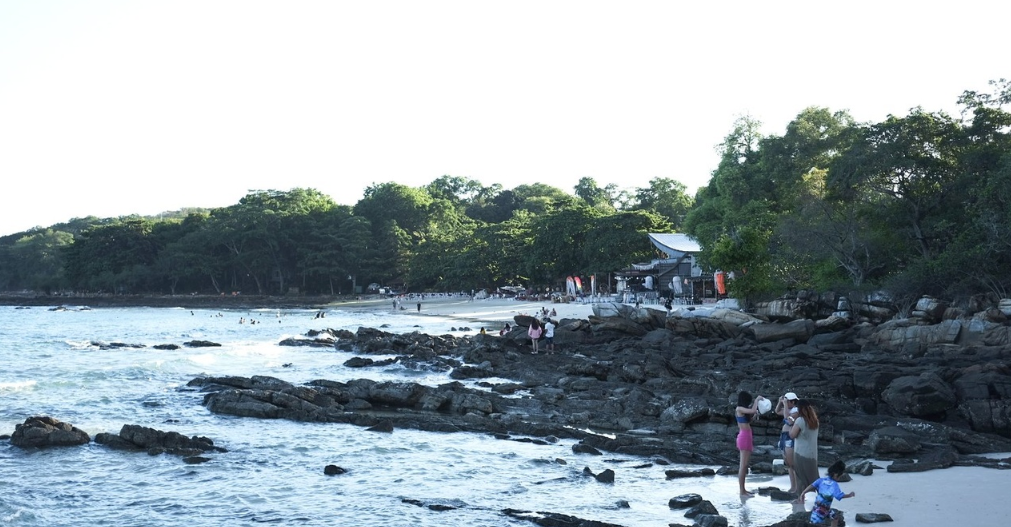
[795,460,855,526]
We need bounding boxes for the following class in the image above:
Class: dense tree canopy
[2,80,1009,307]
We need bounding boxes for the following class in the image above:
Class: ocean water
[0,305,794,527]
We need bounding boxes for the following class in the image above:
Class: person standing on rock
[735,391,766,496]
[775,392,800,493]
[790,399,821,498]
[543,318,555,353]
[527,318,543,354]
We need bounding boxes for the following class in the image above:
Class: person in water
[734,391,766,496]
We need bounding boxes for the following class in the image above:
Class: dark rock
[867,427,921,454]
[846,459,877,476]
[324,464,347,475]
[668,493,703,509]
[366,420,394,433]
[95,424,225,457]
[572,443,602,455]
[855,513,894,523]
[153,344,180,350]
[178,301,1011,480]
[665,468,716,479]
[10,416,90,448]
[594,468,615,483]
[886,448,957,472]
[183,340,221,347]
[183,456,211,464]
[684,500,719,518]
[882,373,957,417]
[344,356,376,368]
[279,336,335,347]
[501,508,625,527]
[769,489,796,501]
[694,514,729,527]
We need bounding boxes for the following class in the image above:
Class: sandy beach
[336,295,1006,526]
[334,294,601,328]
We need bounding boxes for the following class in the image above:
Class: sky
[1,1,1007,237]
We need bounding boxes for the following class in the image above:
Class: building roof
[648,233,702,256]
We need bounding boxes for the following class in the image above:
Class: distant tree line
[1,80,1008,307]
[0,180,679,296]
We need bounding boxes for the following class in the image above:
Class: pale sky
[1,1,1007,236]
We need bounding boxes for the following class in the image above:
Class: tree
[525,205,602,283]
[583,210,671,274]
[0,229,74,292]
[63,218,160,292]
[832,109,966,261]
[425,175,484,208]
[511,183,578,215]
[632,177,693,229]
[574,177,616,210]
[703,226,775,305]
[210,188,336,294]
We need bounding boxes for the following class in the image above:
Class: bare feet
[740,490,754,497]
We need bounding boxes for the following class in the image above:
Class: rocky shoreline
[191,303,1011,468]
[10,296,1011,526]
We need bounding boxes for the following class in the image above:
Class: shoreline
[4,293,1008,525]
[0,293,601,326]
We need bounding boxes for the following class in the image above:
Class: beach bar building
[614,233,721,304]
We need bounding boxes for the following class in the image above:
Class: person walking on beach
[790,399,821,497]
[417,302,421,312]
[794,460,855,527]
[775,392,800,493]
[734,391,766,496]
[527,319,543,354]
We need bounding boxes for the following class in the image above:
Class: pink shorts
[736,428,754,451]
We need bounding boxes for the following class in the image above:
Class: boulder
[752,298,814,321]
[668,493,703,508]
[912,296,948,322]
[748,319,815,344]
[865,319,963,354]
[694,514,729,527]
[660,397,711,425]
[94,424,225,456]
[589,316,649,336]
[10,416,90,448]
[854,513,894,523]
[709,308,763,326]
[591,302,632,319]
[684,500,719,518]
[885,448,957,472]
[881,373,957,417]
[867,426,921,454]
[666,317,744,340]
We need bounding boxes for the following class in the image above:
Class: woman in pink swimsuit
[735,391,765,496]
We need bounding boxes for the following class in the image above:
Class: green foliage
[632,177,693,229]
[704,227,776,303]
[5,80,1011,304]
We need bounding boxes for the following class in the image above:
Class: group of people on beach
[734,390,854,526]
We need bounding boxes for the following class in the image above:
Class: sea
[0,304,796,527]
